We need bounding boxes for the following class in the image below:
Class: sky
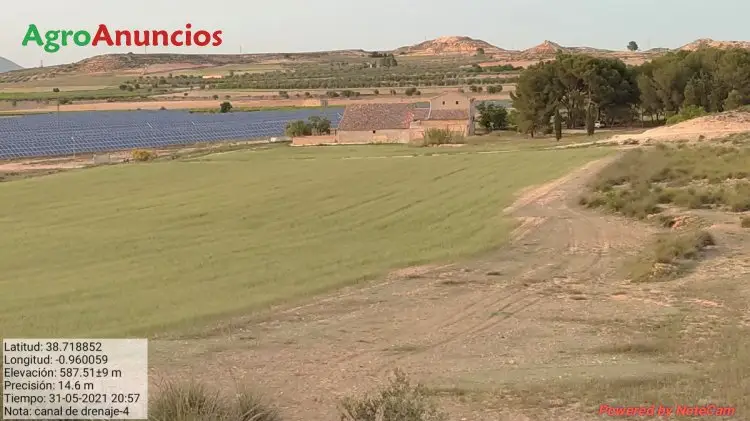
[2,0,749,68]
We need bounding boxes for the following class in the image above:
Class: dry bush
[581,145,750,217]
[132,149,157,162]
[340,369,447,421]
[417,129,465,147]
[149,381,280,421]
[628,229,715,283]
[741,215,750,228]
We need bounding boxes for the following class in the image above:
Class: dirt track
[150,155,744,420]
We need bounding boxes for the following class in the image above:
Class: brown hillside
[5,36,746,78]
[679,38,750,51]
[515,40,572,59]
[393,36,505,56]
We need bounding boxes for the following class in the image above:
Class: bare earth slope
[609,110,750,143]
[151,155,682,420]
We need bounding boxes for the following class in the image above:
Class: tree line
[510,47,750,137]
[127,74,514,91]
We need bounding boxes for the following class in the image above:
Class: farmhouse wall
[337,129,410,144]
[429,92,472,111]
[291,135,337,146]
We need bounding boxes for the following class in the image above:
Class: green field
[0,88,160,101]
[0,145,611,338]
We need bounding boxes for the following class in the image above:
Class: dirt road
[150,155,731,420]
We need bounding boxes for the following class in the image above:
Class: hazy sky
[2,0,749,68]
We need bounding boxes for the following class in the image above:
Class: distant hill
[4,36,749,79]
[679,38,750,51]
[393,36,506,56]
[521,40,568,56]
[0,57,22,73]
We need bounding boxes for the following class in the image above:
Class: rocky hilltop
[393,36,506,55]
[522,40,568,56]
[679,38,750,51]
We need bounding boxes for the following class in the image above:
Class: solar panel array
[0,108,344,160]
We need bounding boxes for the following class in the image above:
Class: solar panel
[0,108,344,159]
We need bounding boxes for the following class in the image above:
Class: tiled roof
[413,108,430,120]
[338,103,416,131]
[428,109,470,120]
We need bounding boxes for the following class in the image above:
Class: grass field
[0,145,610,338]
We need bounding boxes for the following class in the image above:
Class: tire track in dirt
[367,155,625,375]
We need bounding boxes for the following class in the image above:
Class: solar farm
[0,108,343,159]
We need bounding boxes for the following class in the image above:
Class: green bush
[340,369,447,421]
[665,105,707,125]
[285,120,312,137]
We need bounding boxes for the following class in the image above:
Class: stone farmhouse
[337,91,475,144]
[292,92,475,146]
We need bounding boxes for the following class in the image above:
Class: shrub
[741,216,750,228]
[285,120,312,137]
[149,381,280,421]
[629,229,715,282]
[419,128,465,146]
[307,116,331,135]
[666,105,707,125]
[487,85,503,94]
[131,149,157,162]
[219,101,232,113]
[340,369,447,421]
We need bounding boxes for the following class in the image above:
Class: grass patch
[149,382,280,421]
[0,145,610,337]
[627,229,715,283]
[415,128,466,147]
[0,88,161,101]
[340,369,447,421]
[580,144,750,218]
